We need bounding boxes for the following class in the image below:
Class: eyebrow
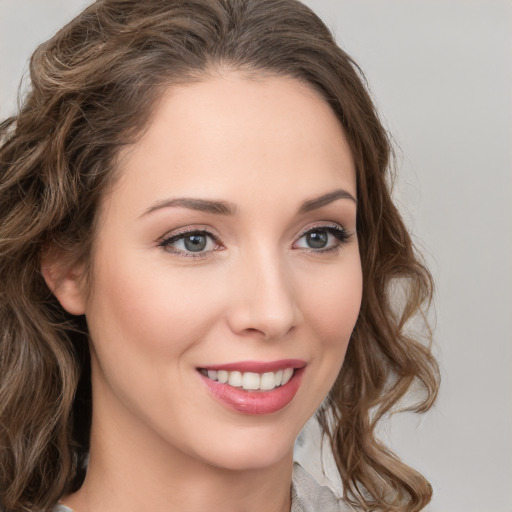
[142,188,356,217]
[298,189,357,214]
[142,197,236,216]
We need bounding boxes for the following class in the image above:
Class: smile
[199,368,294,391]
[198,360,306,415]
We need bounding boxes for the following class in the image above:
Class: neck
[64,392,294,512]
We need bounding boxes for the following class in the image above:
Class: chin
[186,423,299,473]
[208,448,293,473]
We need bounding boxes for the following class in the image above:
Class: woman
[0,1,439,511]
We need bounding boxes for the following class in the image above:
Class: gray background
[1,1,511,511]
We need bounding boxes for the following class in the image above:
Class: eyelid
[292,222,353,251]
[156,222,353,257]
[157,226,223,257]
[160,226,219,240]
[295,222,345,239]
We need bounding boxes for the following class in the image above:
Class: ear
[41,250,87,316]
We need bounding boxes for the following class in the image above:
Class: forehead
[109,73,356,216]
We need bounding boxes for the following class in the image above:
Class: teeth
[242,372,260,390]
[282,368,293,385]
[228,371,242,387]
[260,372,276,390]
[203,368,295,391]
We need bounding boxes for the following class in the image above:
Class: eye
[158,229,220,257]
[293,225,350,252]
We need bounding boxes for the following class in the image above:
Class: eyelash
[157,223,352,258]
[293,224,352,254]
[158,228,222,258]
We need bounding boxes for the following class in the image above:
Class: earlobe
[41,255,87,316]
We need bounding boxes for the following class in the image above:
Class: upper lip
[198,359,306,373]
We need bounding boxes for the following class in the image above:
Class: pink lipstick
[198,359,305,415]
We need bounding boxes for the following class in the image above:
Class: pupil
[184,234,207,252]
[307,230,328,248]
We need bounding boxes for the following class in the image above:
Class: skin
[47,73,362,512]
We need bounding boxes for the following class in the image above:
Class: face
[65,74,362,472]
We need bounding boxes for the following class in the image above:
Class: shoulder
[291,463,356,512]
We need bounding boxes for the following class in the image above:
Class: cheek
[84,249,223,367]
[302,256,363,348]
[292,254,362,419]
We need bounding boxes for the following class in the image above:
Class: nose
[226,249,301,340]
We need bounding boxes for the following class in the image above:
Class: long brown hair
[0,1,439,511]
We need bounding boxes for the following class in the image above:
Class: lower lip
[199,368,305,415]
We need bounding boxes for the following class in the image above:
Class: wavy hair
[0,1,439,511]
